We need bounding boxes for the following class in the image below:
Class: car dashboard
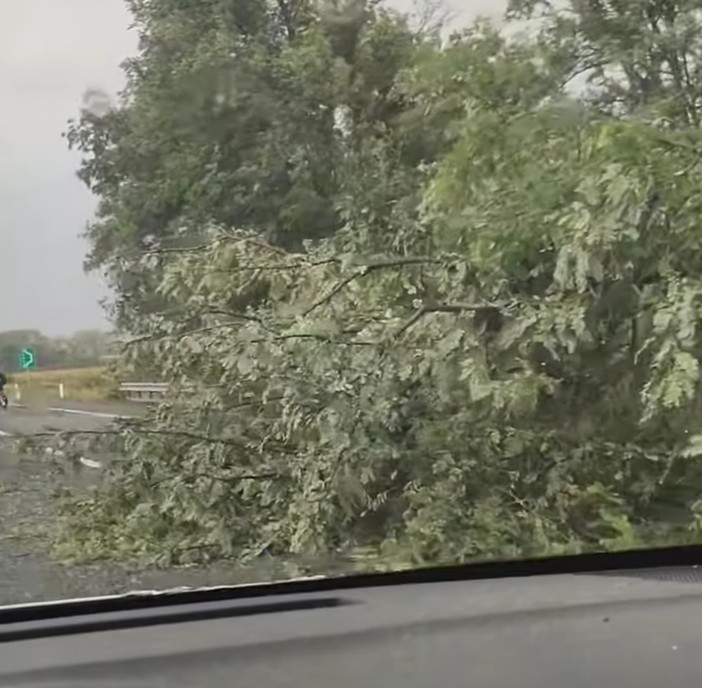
[0,564,702,687]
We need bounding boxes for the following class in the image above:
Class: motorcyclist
[0,371,7,407]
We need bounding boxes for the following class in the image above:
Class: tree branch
[127,322,380,347]
[303,257,444,316]
[394,302,503,338]
[25,428,292,453]
[149,470,283,488]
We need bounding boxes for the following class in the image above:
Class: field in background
[9,366,120,403]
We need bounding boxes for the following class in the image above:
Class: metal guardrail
[119,382,168,402]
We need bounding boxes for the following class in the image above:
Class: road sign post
[19,347,36,370]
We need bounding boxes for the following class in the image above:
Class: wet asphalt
[0,403,291,605]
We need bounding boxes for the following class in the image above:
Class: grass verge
[10,366,119,402]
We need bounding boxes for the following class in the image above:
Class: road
[0,402,288,605]
[0,402,120,438]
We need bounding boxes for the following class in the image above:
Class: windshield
[1,0,700,604]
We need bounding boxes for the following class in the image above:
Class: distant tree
[66,0,429,335]
[0,329,115,372]
[63,330,115,366]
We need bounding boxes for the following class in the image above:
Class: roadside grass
[9,366,120,403]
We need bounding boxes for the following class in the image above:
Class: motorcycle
[0,391,7,409]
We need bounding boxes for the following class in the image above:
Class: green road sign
[19,347,36,370]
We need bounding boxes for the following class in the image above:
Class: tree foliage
[57,0,702,570]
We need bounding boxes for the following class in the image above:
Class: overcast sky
[1,0,502,337]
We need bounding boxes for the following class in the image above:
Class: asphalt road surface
[0,403,291,606]
[0,402,120,438]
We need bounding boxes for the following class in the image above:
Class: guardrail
[119,382,168,403]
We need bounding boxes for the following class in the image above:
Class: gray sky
[1,0,501,337]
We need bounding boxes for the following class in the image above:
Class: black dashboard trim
[0,595,351,643]
[2,543,702,627]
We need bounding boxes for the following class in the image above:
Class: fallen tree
[45,0,702,570]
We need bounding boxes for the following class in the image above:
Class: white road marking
[47,407,131,420]
[0,407,111,467]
